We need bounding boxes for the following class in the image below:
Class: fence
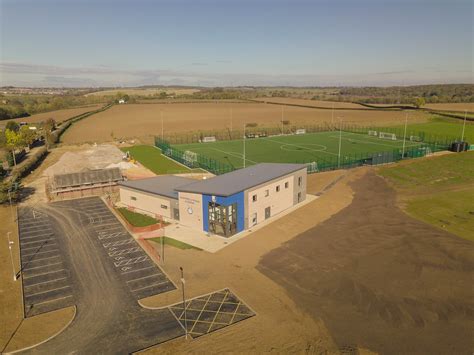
[155,137,234,175]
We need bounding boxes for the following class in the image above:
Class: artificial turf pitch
[174,130,426,169]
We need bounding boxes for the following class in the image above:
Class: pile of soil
[258,172,474,354]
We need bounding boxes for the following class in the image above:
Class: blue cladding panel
[202,191,245,233]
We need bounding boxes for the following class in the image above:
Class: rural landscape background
[1,0,473,354]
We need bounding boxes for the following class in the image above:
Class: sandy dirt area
[258,171,474,355]
[62,103,429,144]
[4,105,104,125]
[139,169,360,354]
[0,206,75,353]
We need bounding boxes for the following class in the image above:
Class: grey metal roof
[53,167,122,189]
[177,163,306,197]
[119,175,195,200]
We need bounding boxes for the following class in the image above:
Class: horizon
[1,0,473,87]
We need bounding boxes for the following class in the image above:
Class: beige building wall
[246,174,294,227]
[178,192,203,230]
[119,186,173,219]
[292,168,307,204]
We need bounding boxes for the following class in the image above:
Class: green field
[398,116,474,143]
[379,152,474,241]
[117,207,158,227]
[175,130,430,169]
[121,145,202,174]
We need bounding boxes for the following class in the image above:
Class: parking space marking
[33,294,73,307]
[108,247,142,257]
[20,233,55,240]
[24,276,68,288]
[27,254,61,262]
[102,239,135,248]
[21,238,55,245]
[22,249,59,257]
[113,256,149,267]
[131,280,171,292]
[24,268,65,279]
[121,265,155,274]
[25,285,71,298]
[22,243,57,251]
[126,274,160,283]
[24,261,63,271]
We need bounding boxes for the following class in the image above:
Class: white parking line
[21,233,54,240]
[23,251,60,259]
[131,280,170,292]
[24,261,63,271]
[20,224,51,230]
[25,285,71,298]
[25,276,68,288]
[20,230,53,237]
[31,294,73,307]
[114,256,148,267]
[126,273,160,283]
[24,268,65,280]
[102,239,135,248]
[22,243,57,251]
[25,255,61,263]
[121,265,155,274]
[108,247,141,257]
[92,222,122,228]
[21,238,55,245]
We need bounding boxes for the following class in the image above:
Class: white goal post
[296,128,306,135]
[368,130,378,136]
[306,161,318,173]
[183,150,198,164]
[379,132,397,140]
[201,136,216,143]
[410,135,422,142]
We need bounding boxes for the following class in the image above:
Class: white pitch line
[25,285,71,298]
[131,280,170,292]
[263,137,339,157]
[30,294,73,307]
[25,276,68,288]
[23,261,63,272]
[126,273,161,283]
[24,268,65,280]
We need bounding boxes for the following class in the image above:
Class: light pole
[230,107,233,134]
[7,232,17,281]
[7,188,14,222]
[461,110,467,142]
[161,110,164,140]
[402,112,409,158]
[179,267,188,339]
[331,102,335,129]
[337,116,343,168]
[243,124,246,168]
[281,106,284,134]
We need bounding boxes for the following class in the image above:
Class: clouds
[0,61,471,87]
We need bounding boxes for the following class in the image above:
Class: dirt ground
[3,104,104,125]
[0,206,75,353]
[258,171,474,355]
[61,103,429,144]
[253,97,370,109]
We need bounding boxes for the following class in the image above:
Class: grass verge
[378,151,474,241]
[117,207,158,227]
[150,236,202,250]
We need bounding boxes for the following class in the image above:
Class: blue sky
[0,0,472,87]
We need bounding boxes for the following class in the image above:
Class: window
[251,213,257,225]
[276,185,280,192]
[297,192,302,203]
[131,196,137,201]
[298,176,302,187]
[265,189,269,197]
[285,182,289,189]
[252,194,257,202]
[161,204,168,209]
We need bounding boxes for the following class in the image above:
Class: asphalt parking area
[169,289,256,338]
[57,197,176,300]
[18,207,75,317]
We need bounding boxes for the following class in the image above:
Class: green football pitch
[174,131,427,169]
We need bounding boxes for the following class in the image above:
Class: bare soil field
[62,103,429,144]
[424,102,474,112]
[5,104,104,125]
[86,88,200,97]
[258,171,474,355]
[253,97,367,109]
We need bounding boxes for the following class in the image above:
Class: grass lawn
[150,236,202,250]
[379,151,474,241]
[121,145,202,174]
[117,207,158,227]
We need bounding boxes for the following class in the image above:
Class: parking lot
[18,207,75,317]
[58,197,176,300]
[169,289,256,338]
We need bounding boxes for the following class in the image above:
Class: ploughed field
[61,103,429,144]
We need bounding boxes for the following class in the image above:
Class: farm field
[175,130,428,169]
[120,145,201,174]
[0,104,104,127]
[86,88,200,96]
[379,151,474,241]
[424,102,474,112]
[253,97,368,109]
[62,102,429,144]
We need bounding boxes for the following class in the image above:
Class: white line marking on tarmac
[25,276,67,288]
[131,280,170,292]
[121,265,154,274]
[20,233,54,240]
[25,285,71,298]
[24,254,61,262]
[30,294,73,307]
[22,249,59,257]
[24,261,63,271]
[126,274,160,283]
[21,238,55,245]
[24,268,65,280]
[21,243,57,251]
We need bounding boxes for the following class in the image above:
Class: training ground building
[118,163,307,237]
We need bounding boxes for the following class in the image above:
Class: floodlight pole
[461,110,467,141]
[161,110,164,140]
[243,124,246,168]
[337,117,343,168]
[7,232,17,281]
[402,112,408,158]
[179,267,188,340]
[331,102,335,129]
[230,107,233,133]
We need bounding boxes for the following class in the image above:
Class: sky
[0,0,472,87]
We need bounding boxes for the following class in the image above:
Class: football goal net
[379,132,397,140]
[201,136,216,143]
[296,128,306,135]
[306,161,319,173]
[410,135,422,142]
[183,150,198,165]
[368,130,378,136]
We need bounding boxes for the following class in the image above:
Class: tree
[5,121,20,132]
[413,97,426,108]
[44,118,56,131]
[19,126,37,148]
[4,129,24,166]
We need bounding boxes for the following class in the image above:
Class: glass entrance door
[208,202,237,237]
